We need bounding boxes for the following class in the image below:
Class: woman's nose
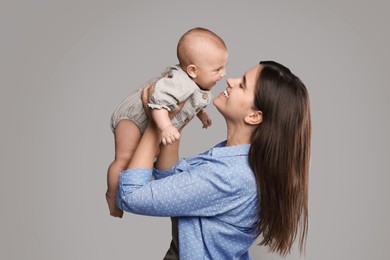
[226,77,232,86]
[226,77,238,87]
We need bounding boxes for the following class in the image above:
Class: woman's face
[213,64,261,122]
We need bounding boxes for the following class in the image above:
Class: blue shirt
[117,141,259,259]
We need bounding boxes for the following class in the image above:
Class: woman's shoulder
[187,143,254,179]
[185,142,251,166]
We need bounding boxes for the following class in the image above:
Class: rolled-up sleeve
[116,157,246,218]
[116,168,152,212]
[152,159,190,180]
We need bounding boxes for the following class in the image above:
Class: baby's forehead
[189,39,228,57]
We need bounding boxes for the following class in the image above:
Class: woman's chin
[213,97,222,110]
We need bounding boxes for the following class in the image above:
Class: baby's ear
[186,65,197,79]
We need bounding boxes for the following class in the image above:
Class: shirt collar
[209,140,251,157]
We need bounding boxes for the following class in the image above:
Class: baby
[106,27,228,217]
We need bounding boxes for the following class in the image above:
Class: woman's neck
[225,123,253,146]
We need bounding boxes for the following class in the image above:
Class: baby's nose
[219,70,226,79]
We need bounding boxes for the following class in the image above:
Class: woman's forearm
[135,84,184,171]
[155,139,180,170]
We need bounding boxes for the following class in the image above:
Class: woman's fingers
[141,83,155,118]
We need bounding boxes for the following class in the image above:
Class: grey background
[1,0,389,259]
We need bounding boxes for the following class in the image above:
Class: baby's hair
[177,27,227,69]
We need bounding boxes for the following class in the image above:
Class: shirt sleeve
[116,157,244,217]
[153,165,176,180]
[147,68,197,112]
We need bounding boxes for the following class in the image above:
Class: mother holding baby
[115,60,311,259]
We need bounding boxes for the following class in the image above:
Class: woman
[116,61,311,259]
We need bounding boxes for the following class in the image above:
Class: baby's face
[193,48,228,91]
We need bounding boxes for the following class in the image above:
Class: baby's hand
[161,125,180,145]
[202,117,212,129]
[197,111,212,129]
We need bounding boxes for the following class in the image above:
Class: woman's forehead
[244,65,261,85]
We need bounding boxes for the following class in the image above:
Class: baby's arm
[197,109,212,129]
[151,108,180,145]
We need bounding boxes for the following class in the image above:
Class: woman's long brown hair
[249,61,311,256]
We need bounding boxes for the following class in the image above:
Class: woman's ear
[244,110,263,125]
[186,65,197,79]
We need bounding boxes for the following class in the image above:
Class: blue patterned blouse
[117,141,259,259]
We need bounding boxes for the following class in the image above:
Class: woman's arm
[118,157,253,217]
[123,83,184,171]
[155,132,181,170]
[126,120,160,170]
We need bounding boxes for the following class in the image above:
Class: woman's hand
[141,84,187,120]
[141,83,155,119]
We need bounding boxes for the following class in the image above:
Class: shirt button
[202,93,208,100]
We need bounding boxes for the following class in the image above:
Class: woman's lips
[223,89,229,97]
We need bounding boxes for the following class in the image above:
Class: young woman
[115,61,311,259]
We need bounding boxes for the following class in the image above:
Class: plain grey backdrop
[1,0,389,259]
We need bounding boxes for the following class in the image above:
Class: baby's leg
[106,120,142,217]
